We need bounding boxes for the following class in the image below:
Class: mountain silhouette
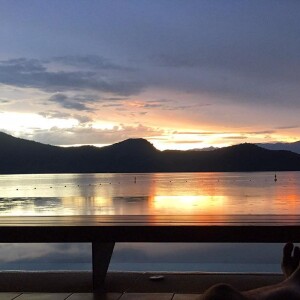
[1,131,300,174]
[257,141,300,154]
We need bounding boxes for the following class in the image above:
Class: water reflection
[0,172,300,215]
[151,195,226,214]
[1,172,299,272]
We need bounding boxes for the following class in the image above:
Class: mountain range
[1,131,300,174]
[256,141,300,154]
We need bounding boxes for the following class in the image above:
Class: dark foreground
[0,271,282,299]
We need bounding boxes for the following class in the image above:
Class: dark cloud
[172,130,276,136]
[0,99,10,104]
[163,104,206,111]
[222,136,247,140]
[38,110,92,124]
[53,55,135,71]
[102,97,128,101]
[49,93,97,111]
[141,2,300,107]
[153,2,300,83]
[102,103,123,107]
[0,58,46,72]
[0,58,143,96]
[1,2,300,108]
[276,125,300,130]
[1,1,300,147]
[143,103,164,108]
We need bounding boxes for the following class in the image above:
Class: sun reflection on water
[151,195,226,214]
[0,172,300,216]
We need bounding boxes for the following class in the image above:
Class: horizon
[1,1,300,150]
[2,130,300,153]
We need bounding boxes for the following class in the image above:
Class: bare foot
[204,243,300,300]
[281,242,300,279]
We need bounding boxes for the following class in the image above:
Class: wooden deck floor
[0,293,202,300]
[0,271,284,300]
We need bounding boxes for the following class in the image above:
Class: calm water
[0,172,299,272]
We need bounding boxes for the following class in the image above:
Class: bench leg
[92,242,115,291]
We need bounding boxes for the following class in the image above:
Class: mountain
[257,141,300,154]
[0,132,159,173]
[1,131,300,174]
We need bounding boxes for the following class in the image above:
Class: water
[0,172,299,272]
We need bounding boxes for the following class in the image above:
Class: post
[92,242,115,291]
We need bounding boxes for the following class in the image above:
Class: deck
[0,271,284,299]
[0,214,298,292]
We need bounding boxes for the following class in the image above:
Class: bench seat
[1,214,300,291]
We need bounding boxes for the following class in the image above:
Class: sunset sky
[1,0,300,150]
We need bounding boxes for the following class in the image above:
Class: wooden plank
[0,293,22,300]
[67,293,122,299]
[1,215,300,243]
[3,214,300,226]
[173,294,203,300]
[15,293,71,300]
[120,293,173,300]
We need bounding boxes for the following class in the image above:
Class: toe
[294,246,300,262]
[283,242,294,258]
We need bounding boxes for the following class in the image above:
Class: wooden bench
[1,214,300,291]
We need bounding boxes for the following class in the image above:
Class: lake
[1,172,299,272]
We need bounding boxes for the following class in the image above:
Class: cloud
[141,3,300,108]
[0,58,46,72]
[275,125,300,130]
[0,58,144,96]
[49,93,97,111]
[101,103,123,107]
[222,136,247,140]
[19,124,164,146]
[171,140,203,144]
[39,110,75,119]
[102,97,128,101]
[53,55,135,72]
[38,110,92,124]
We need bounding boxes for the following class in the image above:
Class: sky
[0,0,300,150]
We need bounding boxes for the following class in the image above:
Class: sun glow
[0,112,78,132]
[92,121,119,130]
[151,195,226,214]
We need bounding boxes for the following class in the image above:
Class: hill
[1,132,300,174]
[257,141,300,154]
